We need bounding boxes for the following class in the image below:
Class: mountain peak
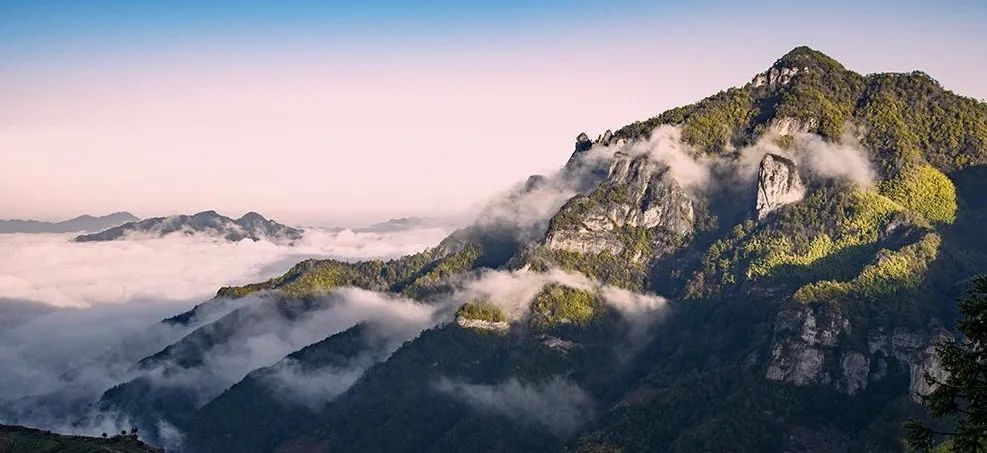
[191,210,222,219]
[238,211,267,222]
[750,46,846,90]
[773,45,845,72]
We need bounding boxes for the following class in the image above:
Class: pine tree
[907,276,987,452]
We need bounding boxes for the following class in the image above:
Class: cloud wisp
[434,376,595,438]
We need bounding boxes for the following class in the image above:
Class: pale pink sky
[2,3,985,226]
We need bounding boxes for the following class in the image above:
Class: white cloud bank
[0,226,451,308]
[0,225,452,438]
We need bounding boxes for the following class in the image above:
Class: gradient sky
[2,0,985,226]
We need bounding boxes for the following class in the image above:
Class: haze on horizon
[2,0,985,226]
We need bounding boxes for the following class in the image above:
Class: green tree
[907,276,987,452]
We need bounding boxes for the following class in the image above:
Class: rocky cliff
[545,151,695,261]
[755,153,805,220]
[765,305,949,399]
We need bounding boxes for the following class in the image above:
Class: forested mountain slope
[78,46,987,452]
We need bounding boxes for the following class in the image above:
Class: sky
[2,0,985,226]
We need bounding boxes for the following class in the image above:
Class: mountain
[353,216,441,233]
[29,46,987,452]
[73,211,303,243]
[0,424,161,453]
[0,212,139,234]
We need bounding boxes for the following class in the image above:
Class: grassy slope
[0,425,160,453]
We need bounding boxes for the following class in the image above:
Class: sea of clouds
[0,224,453,436]
[0,226,451,309]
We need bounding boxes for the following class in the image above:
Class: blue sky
[1,1,985,224]
[4,1,983,58]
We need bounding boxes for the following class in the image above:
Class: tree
[907,276,987,452]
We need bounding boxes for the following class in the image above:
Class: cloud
[623,125,712,191]
[434,376,594,438]
[260,359,368,410]
[87,288,443,444]
[141,288,438,393]
[466,139,617,245]
[0,298,207,432]
[450,268,594,320]
[598,286,668,342]
[449,268,669,338]
[0,225,451,440]
[795,133,876,186]
[0,226,451,308]
[736,132,876,187]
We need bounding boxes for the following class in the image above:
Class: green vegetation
[793,232,941,303]
[858,72,987,172]
[880,163,957,224]
[532,248,649,291]
[403,243,482,292]
[690,165,954,299]
[907,276,987,452]
[617,87,755,153]
[687,186,908,297]
[456,300,507,323]
[745,189,904,279]
[615,47,987,174]
[0,425,159,453]
[528,284,599,330]
[770,50,864,140]
[686,220,756,297]
[215,242,482,299]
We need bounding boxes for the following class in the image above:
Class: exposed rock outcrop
[456,317,509,332]
[752,66,803,88]
[545,151,695,261]
[768,117,818,136]
[755,153,805,220]
[765,306,948,400]
[575,132,592,152]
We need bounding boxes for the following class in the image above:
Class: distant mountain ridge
[73,211,303,243]
[354,216,442,233]
[0,212,139,234]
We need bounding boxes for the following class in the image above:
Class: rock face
[765,306,948,400]
[74,211,303,243]
[751,65,805,88]
[574,132,593,152]
[756,153,805,220]
[545,151,694,260]
[769,117,817,136]
[456,317,509,332]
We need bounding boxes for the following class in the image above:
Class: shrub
[793,232,941,303]
[456,300,507,323]
[879,163,957,224]
[529,284,599,329]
